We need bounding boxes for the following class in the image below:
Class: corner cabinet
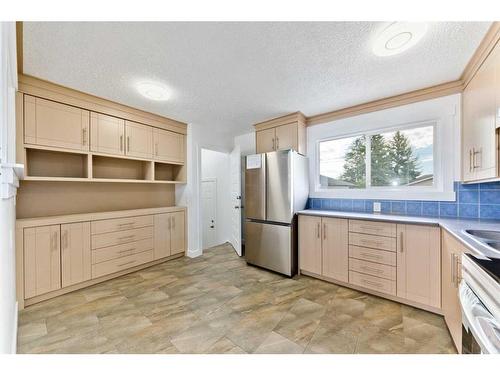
[254,112,307,155]
[462,40,500,182]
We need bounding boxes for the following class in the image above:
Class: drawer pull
[361,279,382,288]
[117,260,136,267]
[360,239,383,247]
[118,222,135,227]
[360,252,381,260]
[361,265,383,274]
[118,248,136,254]
[118,235,135,241]
[359,225,376,231]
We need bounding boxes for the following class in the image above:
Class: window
[319,124,434,190]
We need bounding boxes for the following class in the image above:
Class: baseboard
[187,248,202,258]
[11,301,18,354]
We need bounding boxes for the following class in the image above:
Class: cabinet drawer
[349,219,396,237]
[91,215,153,235]
[349,232,396,252]
[349,258,396,281]
[349,271,396,296]
[91,226,153,249]
[92,238,153,264]
[92,250,153,279]
[348,245,396,266]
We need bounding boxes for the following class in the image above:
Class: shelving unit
[22,145,186,184]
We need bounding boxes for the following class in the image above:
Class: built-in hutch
[15,75,188,309]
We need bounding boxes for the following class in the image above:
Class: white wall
[307,94,461,201]
[176,123,233,258]
[201,149,231,247]
[0,22,19,354]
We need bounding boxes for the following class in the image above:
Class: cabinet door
[125,121,153,159]
[24,225,61,299]
[154,128,185,163]
[154,213,171,259]
[396,224,441,308]
[442,230,464,352]
[61,222,91,288]
[321,217,348,282]
[275,123,298,151]
[298,215,322,275]
[462,42,498,181]
[256,128,276,153]
[90,112,125,155]
[24,95,89,151]
[170,211,186,255]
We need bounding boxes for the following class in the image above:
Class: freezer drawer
[245,220,294,276]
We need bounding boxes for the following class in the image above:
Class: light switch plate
[373,202,381,212]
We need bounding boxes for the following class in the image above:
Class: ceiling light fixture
[372,22,428,57]
[137,81,170,101]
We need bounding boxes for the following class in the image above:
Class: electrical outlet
[373,202,381,213]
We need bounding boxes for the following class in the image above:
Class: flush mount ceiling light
[372,22,428,57]
[136,82,170,101]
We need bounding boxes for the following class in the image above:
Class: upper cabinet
[462,40,500,182]
[254,112,307,155]
[153,128,185,164]
[90,112,125,155]
[125,121,153,159]
[24,95,90,151]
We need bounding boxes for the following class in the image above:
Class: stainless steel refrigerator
[244,150,309,276]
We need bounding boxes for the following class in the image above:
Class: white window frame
[308,94,459,201]
[316,120,438,191]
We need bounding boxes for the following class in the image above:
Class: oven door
[459,281,500,354]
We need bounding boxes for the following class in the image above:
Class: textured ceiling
[23,22,491,137]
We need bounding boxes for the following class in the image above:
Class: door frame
[201,177,217,249]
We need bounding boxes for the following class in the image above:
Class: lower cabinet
[298,215,348,282]
[299,215,442,313]
[442,229,465,352]
[24,225,61,299]
[396,224,441,309]
[19,207,187,306]
[154,210,186,259]
[61,222,91,288]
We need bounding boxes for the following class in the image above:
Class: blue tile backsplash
[306,181,500,219]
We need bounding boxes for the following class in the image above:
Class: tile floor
[17,243,456,354]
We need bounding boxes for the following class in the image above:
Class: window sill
[311,188,456,202]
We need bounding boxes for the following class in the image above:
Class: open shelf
[26,148,89,179]
[154,162,186,183]
[92,155,153,181]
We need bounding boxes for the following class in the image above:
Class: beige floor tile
[254,332,304,354]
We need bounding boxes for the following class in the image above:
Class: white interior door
[201,179,217,249]
[229,146,242,255]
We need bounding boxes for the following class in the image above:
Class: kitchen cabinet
[153,128,185,164]
[396,224,441,309]
[462,41,500,182]
[61,222,91,288]
[90,112,125,155]
[24,95,90,151]
[322,217,349,282]
[442,229,465,352]
[24,225,61,298]
[256,128,276,153]
[254,112,307,155]
[298,215,348,281]
[125,121,153,159]
[154,210,186,259]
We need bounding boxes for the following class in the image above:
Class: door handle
[234,206,240,209]
[323,223,326,240]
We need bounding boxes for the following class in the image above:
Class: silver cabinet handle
[63,230,69,249]
[118,222,135,228]
[172,216,175,229]
[361,265,383,274]
[276,137,279,149]
[360,252,381,260]
[323,223,326,240]
[316,222,320,239]
[399,232,404,253]
[473,148,481,169]
[127,136,130,152]
[52,231,58,252]
[469,149,473,172]
[118,260,136,268]
[272,138,275,150]
[361,279,382,288]
[118,248,136,254]
[82,128,87,145]
[450,252,455,284]
[120,135,123,151]
[168,216,171,230]
[118,235,135,241]
[155,143,158,156]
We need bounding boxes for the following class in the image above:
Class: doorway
[201,178,217,249]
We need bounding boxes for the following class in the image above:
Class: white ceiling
[23,22,491,138]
